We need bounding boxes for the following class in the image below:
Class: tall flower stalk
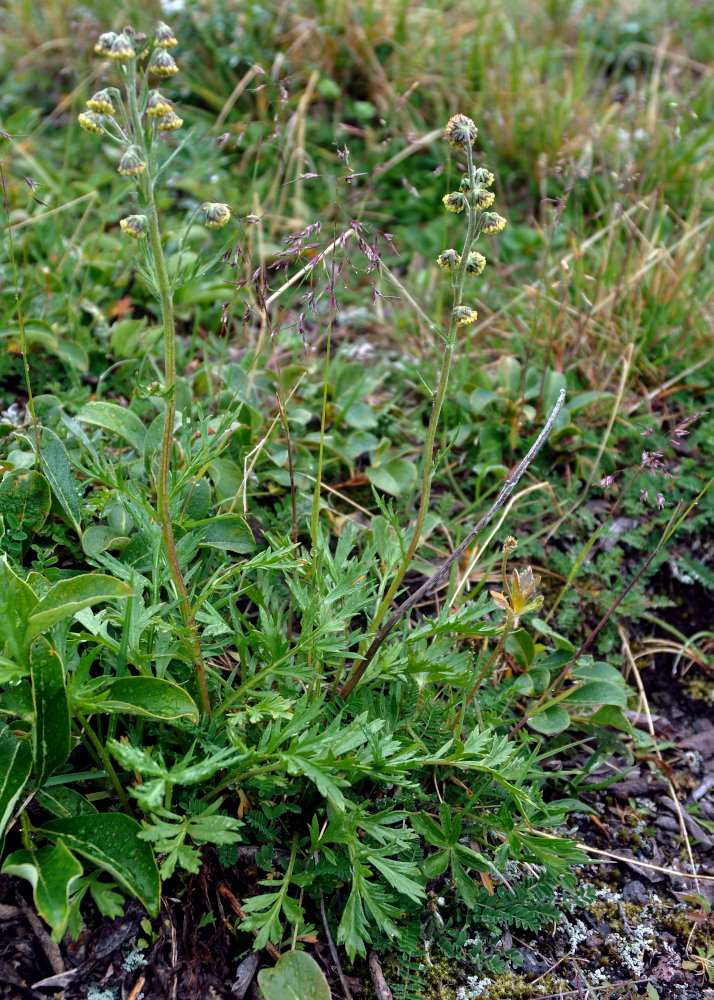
[367,115,507,639]
[79,24,231,717]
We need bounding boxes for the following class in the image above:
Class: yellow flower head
[474,189,495,210]
[445,114,477,149]
[442,191,468,213]
[437,249,461,271]
[150,49,179,78]
[86,89,116,115]
[78,111,105,134]
[465,251,487,276]
[94,32,117,56]
[120,214,147,239]
[107,32,135,61]
[146,91,173,118]
[118,146,146,177]
[202,202,232,229]
[481,212,507,234]
[154,21,178,48]
[157,111,183,132]
[453,305,478,326]
[472,168,495,187]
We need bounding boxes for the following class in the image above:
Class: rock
[514,946,549,977]
[621,879,648,904]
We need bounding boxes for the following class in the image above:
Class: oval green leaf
[38,427,82,536]
[258,951,331,1000]
[0,732,32,853]
[77,676,199,723]
[527,705,571,736]
[77,400,146,453]
[25,573,133,640]
[30,637,70,786]
[2,842,83,939]
[41,813,160,917]
[0,469,51,533]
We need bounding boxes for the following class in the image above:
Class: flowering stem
[144,205,211,718]
[364,143,478,639]
[122,67,211,719]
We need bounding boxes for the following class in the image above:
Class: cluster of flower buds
[437,115,507,326]
[78,23,232,235]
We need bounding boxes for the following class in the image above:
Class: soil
[2,653,713,1000]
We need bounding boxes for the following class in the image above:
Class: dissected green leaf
[42,813,160,917]
[30,637,70,786]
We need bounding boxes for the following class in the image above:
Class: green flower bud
[474,189,495,210]
[465,251,487,275]
[154,21,178,48]
[107,32,135,61]
[118,146,146,177]
[481,212,507,234]
[150,49,179,78]
[119,214,147,239]
[157,111,183,132]
[145,91,173,118]
[202,202,232,228]
[94,32,117,56]
[445,114,477,149]
[453,305,478,326]
[86,89,116,115]
[442,192,468,213]
[437,249,461,271]
[78,111,105,134]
